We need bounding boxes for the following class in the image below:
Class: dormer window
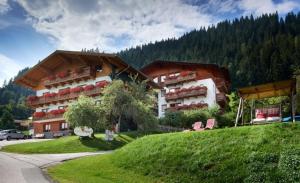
[95,65,103,72]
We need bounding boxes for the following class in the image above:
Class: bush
[215,111,235,127]
[159,106,221,128]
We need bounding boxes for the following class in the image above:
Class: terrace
[164,71,197,85]
[216,93,227,105]
[27,81,109,108]
[167,102,208,111]
[44,67,94,88]
[33,110,64,121]
[165,86,207,101]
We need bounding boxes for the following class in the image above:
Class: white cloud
[0,0,10,14]
[17,0,216,52]
[0,53,22,86]
[239,0,299,16]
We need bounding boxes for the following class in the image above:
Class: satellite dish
[74,126,93,137]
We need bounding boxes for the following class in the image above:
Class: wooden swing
[235,79,296,126]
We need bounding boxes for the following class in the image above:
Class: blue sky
[0,0,299,85]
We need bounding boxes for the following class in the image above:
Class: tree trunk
[118,115,122,133]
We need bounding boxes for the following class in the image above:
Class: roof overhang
[15,50,159,89]
[140,60,231,82]
[238,79,296,100]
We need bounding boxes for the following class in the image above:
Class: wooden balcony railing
[215,78,229,93]
[216,93,227,105]
[44,67,94,88]
[33,113,64,121]
[165,87,207,101]
[167,103,208,111]
[27,87,102,108]
[164,72,197,85]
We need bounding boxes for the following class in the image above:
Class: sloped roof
[140,60,230,81]
[238,79,296,100]
[15,50,159,88]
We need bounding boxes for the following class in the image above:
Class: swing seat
[253,107,281,124]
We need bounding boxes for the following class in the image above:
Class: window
[95,65,103,72]
[58,106,67,109]
[153,77,158,83]
[161,75,166,82]
[161,104,167,113]
[161,89,166,97]
[44,124,51,132]
[43,92,49,96]
[61,122,68,130]
[42,108,49,112]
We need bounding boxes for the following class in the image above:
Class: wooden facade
[15,50,157,138]
[141,61,230,117]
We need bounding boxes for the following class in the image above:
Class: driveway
[0,139,51,149]
[0,140,112,183]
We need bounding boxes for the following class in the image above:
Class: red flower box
[70,86,83,93]
[57,71,69,78]
[96,81,110,88]
[50,109,65,115]
[84,84,95,91]
[27,95,38,101]
[33,111,45,118]
[180,71,190,77]
[59,88,70,95]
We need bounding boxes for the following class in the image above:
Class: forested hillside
[119,12,300,88]
[0,68,33,124]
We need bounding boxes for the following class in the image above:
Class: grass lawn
[1,131,146,154]
[48,154,158,183]
[48,123,300,183]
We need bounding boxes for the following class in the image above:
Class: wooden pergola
[235,79,296,126]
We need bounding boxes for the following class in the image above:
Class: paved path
[0,139,51,148]
[0,139,112,183]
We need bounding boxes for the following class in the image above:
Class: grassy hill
[1,132,145,154]
[48,123,300,183]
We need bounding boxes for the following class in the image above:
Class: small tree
[0,109,15,129]
[100,79,157,132]
[64,95,102,137]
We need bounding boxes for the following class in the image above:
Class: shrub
[215,111,235,127]
[159,111,185,127]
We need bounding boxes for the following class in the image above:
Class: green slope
[49,123,300,183]
[1,132,143,154]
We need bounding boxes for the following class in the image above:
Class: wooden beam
[39,65,53,75]
[250,99,254,124]
[235,97,243,127]
[78,55,91,65]
[22,77,38,87]
[57,54,72,64]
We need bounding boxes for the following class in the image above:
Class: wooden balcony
[216,93,227,106]
[215,78,229,93]
[164,72,197,85]
[27,87,102,108]
[167,103,208,111]
[33,113,64,121]
[165,87,207,101]
[44,67,94,88]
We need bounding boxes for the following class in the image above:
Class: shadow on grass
[79,136,126,151]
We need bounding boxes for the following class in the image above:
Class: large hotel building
[16,51,230,137]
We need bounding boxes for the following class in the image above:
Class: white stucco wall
[157,78,217,118]
[35,76,110,112]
